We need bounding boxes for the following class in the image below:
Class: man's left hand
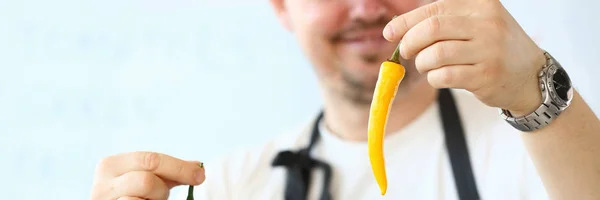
[383,0,546,115]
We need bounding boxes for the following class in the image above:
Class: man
[91,0,600,199]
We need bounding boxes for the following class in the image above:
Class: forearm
[521,90,600,200]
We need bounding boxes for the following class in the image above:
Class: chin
[349,57,387,75]
[336,71,424,105]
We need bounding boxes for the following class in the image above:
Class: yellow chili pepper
[368,44,405,196]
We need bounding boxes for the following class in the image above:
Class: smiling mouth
[335,28,393,53]
[337,28,387,42]
[343,36,388,47]
[342,34,386,42]
[361,54,380,64]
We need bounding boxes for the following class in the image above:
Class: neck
[322,78,438,141]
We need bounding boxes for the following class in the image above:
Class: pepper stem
[386,15,401,63]
[186,185,194,200]
[388,44,401,64]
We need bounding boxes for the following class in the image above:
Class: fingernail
[383,24,394,41]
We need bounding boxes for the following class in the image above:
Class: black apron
[272,88,480,200]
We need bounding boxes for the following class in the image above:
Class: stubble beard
[338,55,414,106]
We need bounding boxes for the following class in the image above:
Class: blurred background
[0,0,598,199]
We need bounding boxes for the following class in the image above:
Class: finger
[112,171,170,200]
[116,197,145,200]
[414,40,481,73]
[383,1,448,42]
[99,152,205,185]
[427,64,483,90]
[400,15,475,59]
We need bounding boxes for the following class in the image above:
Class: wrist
[500,50,574,132]
[506,51,546,116]
[508,93,542,117]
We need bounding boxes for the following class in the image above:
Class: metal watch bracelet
[499,51,573,132]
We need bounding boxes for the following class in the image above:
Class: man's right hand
[90,151,206,200]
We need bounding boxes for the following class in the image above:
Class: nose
[348,0,388,23]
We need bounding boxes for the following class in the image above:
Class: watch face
[552,67,572,102]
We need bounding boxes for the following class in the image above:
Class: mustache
[331,17,392,41]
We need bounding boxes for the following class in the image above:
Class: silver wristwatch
[500,50,574,132]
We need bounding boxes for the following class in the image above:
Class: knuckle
[475,64,500,91]
[468,67,486,92]
[401,18,410,33]
[432,43,447,63]
[142,152,161,171]
[482,62,501,81]
[425,3,441,17]
[481,65,494,82]
[426,16,442,37]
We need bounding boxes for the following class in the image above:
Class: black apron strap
[272,111,332,200]
[272,89,480,200]
[438,88,481,200]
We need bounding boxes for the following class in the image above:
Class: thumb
[167,161,205,189]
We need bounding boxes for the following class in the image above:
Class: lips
[343,35,387,43]
[337,28,392,53]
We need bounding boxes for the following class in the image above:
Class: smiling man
[91,0,600,200]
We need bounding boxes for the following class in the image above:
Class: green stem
[388,45,401,63]
[387,15,401,64]
[186,185,194,200]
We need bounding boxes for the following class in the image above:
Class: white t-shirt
[177,89,549,200]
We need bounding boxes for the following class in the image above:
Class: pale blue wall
[0,0,598,199]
